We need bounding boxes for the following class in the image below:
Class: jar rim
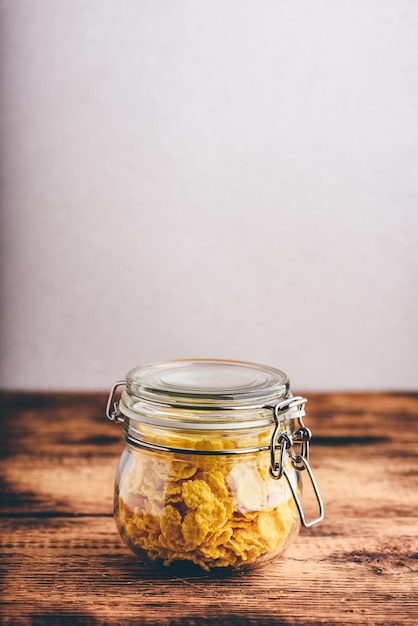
[124,358,290,409]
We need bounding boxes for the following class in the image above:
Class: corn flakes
[116,442,299,572]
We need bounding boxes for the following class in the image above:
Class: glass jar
[106,359,324,573]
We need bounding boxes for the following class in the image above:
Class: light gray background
[1,0,417,391]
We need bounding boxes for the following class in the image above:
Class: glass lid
[125,359,289,408]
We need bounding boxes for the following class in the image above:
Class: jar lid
[124,359,289,409]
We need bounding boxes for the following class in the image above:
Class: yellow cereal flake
[182,511,210,549]
[194,438,233,452]
[200,469,230,502]
[117,447,298,571]
[182,479,212,510]
[169,461,197,481]
[160,505,184,551]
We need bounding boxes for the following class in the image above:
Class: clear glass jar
[106,359,324,573]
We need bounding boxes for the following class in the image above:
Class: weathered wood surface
[0,391,417,625]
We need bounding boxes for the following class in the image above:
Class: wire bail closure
[269,396,324,528]
[105,381,125,423]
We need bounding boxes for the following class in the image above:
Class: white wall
[1,0,417,391]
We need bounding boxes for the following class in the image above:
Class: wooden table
[1,391,417,625]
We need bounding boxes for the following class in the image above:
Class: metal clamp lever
[283,455,325,528]
[105,381,125,423]
[269,396,324,527]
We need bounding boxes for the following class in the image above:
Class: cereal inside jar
[107,359,324,572]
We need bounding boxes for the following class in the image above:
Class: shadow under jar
[106,359,324,573]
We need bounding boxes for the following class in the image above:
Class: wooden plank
[1,447,416,518]
[0,392,120,458]
[0,392,417,625]
[0,455,115,515]
[1,391,417,455]
[0,516,417,625]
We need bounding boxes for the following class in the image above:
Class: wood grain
[0,391,417,625]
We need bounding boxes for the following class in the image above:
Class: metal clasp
[105,381,125,423]
[269,396,324,528]
[269,396,307,479]
[283,455,324,528]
